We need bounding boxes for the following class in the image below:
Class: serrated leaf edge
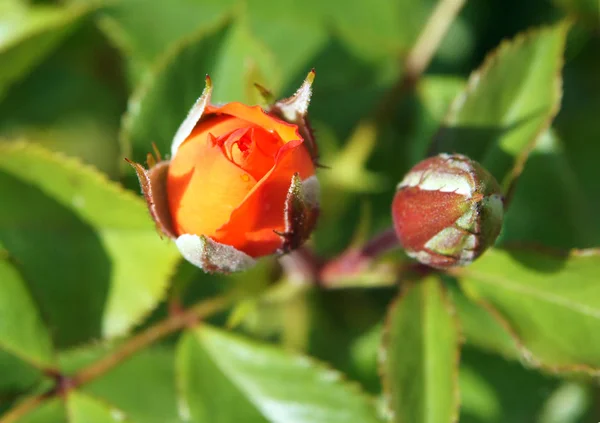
[453,247,600,376]
[0,141,180,342]
[431,21,570,196]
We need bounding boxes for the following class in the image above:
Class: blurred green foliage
[1,0,600,422]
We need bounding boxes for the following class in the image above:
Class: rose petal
[214,139,315,257]
[206,103,301,144]
[176,234,256,273]
[217,126,283,181]
[167,133,258,238]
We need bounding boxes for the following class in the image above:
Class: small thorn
[205,74,212,88]
[306,68,316,84]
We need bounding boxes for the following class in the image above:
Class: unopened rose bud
[391,154,503,269]
[128,71,320,273]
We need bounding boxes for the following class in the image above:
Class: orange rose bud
[128,72,320,273]
[391,154,503,269]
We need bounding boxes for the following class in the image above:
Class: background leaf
[447,282,518,359]
[431,22,568,190]
[176,325,383,423]
[60,345,184,423]
[0,20,126,179]
[458,247,600,374]
[498,129,600,249]
[0,143,179,346]
[66,392,131,423]
[13,398,66,423]
[0,1,94,102]
[121,20,280,165]
[94,0,236,81]
[380,276,460,423]
[0,251,54,369]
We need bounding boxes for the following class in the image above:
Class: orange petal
[206,103,300,144]
[216,126,283,181]
[167,132,257,238]
[214,139,315,257]
[178,115,248,153]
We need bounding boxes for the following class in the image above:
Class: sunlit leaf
[0,143,179,346]
[447,283,518,359]
[380,276,460,423]
[431,22,569,190]
[458,247,600,374]
[66,392,132,423]
[176,325,383,423]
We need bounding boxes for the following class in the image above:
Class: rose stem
[318,228,401,286]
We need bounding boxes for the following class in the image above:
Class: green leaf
[498,129,600,249]
[0,350,42,394]
[10,397,67,423]
[552,0,599,25]
[66,392,131,423]
[380,276,460,423]
[447,283,518,359]
[245,0,327,84]
[6,392,131,423]
[457,247,600,374]
[319,0,437,61]
[0,1,93,102]
[0,143,179,346]
[96,0,236,79]
[0,251,54,369]
[458,348,590,423]
[177,325,382,423]
[60,345,184,423]
[410,76,466,164]
[0,24,126,179]
[121,20,279,164]
[431,22,569,190]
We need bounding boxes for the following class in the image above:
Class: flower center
[211,126,284,181]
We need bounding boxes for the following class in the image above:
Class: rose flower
[128,71,320,273]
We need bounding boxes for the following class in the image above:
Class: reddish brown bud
[391,154,504,269]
